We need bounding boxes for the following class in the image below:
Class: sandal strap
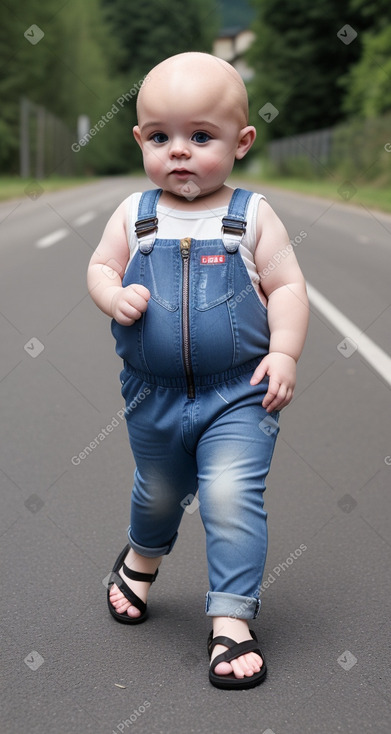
[116,578,146,616]
[207,629,257,656]
[210,639,263,673]
[208,635,237,653]
[122,564,159,584]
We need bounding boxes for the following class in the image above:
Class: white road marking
[307,282,391,387]
[73,211,96,226]
[36,228,68,248]
[35,211,96,248]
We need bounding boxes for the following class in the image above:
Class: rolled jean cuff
[205,591,261,619]
[127,526,178,557]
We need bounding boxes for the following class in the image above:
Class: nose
[169,136,190,159]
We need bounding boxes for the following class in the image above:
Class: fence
[268,128,334,175]
[20,97,76,178]
[266,114,391,182]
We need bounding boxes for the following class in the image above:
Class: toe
[212,660,234,676]
[231,657,250,678]
[109,584,132,614]
[126,605,141,618]
[114,598,130,613]
[211,643,263,680]
[109,583,123,601]
[231,653,263,679]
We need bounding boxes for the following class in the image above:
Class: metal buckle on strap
[134,216,158,237]
[221,216,247,236]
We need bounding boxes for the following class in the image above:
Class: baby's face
[133,66,252,201]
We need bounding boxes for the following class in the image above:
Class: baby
[87,52,309,690]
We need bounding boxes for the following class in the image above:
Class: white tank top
[125,191,266,299]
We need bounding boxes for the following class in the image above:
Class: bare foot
[211,617,263,678]
[109,548,162,618]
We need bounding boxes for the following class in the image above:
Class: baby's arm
[87,200,150,325]
[250,199,309,412]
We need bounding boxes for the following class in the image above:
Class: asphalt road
[1,175,390,734]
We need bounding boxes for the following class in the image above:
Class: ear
[133,125,143,149]
[235,126,256,160]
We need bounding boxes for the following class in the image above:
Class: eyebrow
[140,120,222,133]
[191,121,221,130]
[140,122,162,132]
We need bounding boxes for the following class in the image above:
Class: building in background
[213,26,255,81]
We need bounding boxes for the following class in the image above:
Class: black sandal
[208,629,267,689]
[107,544,159,625]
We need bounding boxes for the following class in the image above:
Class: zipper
[180,238,195,399]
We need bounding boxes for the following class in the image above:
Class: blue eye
[151,132,168,144]
[192,131,211,144]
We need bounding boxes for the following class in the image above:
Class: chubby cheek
[199,151,233,179]
[142,148,169,180]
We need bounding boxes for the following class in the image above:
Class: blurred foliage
[348,0,391,27]
[0,0,122,174]
[101,0,219,171]
[246,0,364,147]
[1,0,390,180]
[245,0,391,183]
[341,26,391,117]
[102,0,219,75]
[0,0,218,175]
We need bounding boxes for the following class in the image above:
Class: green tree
[246,0,363,145]
[103,0,219,76]
[0,0,64,171]
[341,1,391,117]
[101,0,220,171]
[349,0,391,28]
[0,0,121,174]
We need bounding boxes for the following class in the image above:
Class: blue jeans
[120,363,279,620]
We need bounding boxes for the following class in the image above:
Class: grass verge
[0,176,98,202]
[241,174,391,215]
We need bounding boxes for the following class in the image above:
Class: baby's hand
[250,352,296,413]
[111,283,151,325]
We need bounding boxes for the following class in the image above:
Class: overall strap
[222,188,253,253]
[134,188,162,253]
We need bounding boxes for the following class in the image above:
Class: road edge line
[306,282,391,387]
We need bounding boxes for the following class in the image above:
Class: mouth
[170,168,193,178]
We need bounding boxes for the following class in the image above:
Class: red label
[200,255,226,264]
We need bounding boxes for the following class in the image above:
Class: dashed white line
[73,211,96,226]
[36,228,68,248]
[307,282,391,387]
[35,211,96,248]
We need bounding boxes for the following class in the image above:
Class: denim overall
[111,188,280,619]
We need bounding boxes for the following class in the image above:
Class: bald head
[137,52,249,127]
